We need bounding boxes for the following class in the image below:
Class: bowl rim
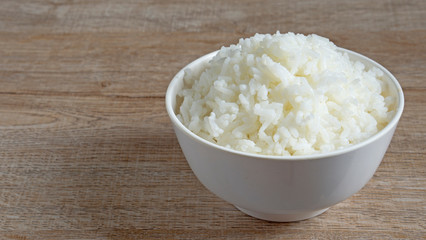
[165,47,404,161]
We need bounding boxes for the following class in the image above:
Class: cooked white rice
[177,32,395,156]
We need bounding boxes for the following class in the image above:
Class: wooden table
[0,1,424,239]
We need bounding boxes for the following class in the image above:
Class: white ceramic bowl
[165,48,404,222]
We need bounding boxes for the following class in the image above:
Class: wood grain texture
[0,0,424,239]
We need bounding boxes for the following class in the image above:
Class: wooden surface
[0,0,425,239]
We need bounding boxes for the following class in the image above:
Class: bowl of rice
[165,32,404,222]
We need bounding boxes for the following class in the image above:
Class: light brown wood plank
[0,0,424,33]
[0,31,424,99]
[0,89,423,153]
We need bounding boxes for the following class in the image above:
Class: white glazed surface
[165,48,404,222]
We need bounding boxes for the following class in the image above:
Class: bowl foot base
[235,206,329,222]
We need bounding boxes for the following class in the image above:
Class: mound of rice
[177,32,395,156]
